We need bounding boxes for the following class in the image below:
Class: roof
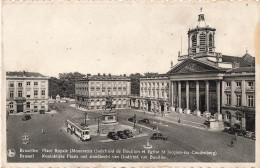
[81,74,130,81]
[222,55,242,63]
[222,53,255,67]
[6,71,47,77]
[226,67,255,74]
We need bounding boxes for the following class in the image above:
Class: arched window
[9,102,14,109]
[236,112,242,121]
[199,33,206,52]
[191,34,197,53]
[209,33,213,52]
[226,111,231,122]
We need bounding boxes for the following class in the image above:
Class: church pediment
[167,59,219,74]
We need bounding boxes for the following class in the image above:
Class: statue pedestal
[184,108,190,114]
[176,107,182,113]
[214,113,223,121]
[194,110,201,117]
[203,111,211,119]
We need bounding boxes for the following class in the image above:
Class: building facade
[132,10,255,131]
[75,74,131,110]
[6,71,49,114]
[130,76,171,114]
[221,67,255,131]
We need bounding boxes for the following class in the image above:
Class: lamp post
[133,114,136,129]
[97,117,100,134]
[84,112,87,125]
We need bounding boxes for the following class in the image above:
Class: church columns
[216,80,220,113]
[177,81,182,113]
[205,80,210,112]
[171,81,174,106]
[184,81,190,114]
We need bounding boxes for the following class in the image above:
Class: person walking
[178,119,181,123]
[234,132,237,141]
[230,138,234,147]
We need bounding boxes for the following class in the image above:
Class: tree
[129,73,142,96]
[48,72,85,98]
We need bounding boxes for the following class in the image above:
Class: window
[18,82,23,87]
[9,83,14,88]
[236,82,241,89]
[26,90,30,98]
[226,82,231,88]
[199,33,206,52]
[226,94,231,105]
[226,111,231,121]
[9,102,14,109]
[34,90,38,97]
[248,81,254,89]
[236,94,241,106]
[209,34,213,47]
[18,90,23,97]
[248,95,254,107]
[26,102,30,108]
[34,82,38,86]
[41,90,45,96]
[191,34,197,53]
[27,82,30,86]
[236,113,242,121]
[9,91,14,98]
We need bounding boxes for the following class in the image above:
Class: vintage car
[124,129,133,138]
[22,114,31,121]
[151,133,167,140]
[107,132,119,140]
[138,119,150,124]
[117,131,128,139]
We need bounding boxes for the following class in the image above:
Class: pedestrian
[230,138,234,147]
[95,117,96,122]
[234,132,237,141]
[178,119,181,123]
[152,126,155,130]
[139,128,142,133]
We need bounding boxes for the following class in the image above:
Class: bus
[67,119,91,141]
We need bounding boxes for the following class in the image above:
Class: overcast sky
[2,2,259,77]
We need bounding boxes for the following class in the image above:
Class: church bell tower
[187,8,216,56]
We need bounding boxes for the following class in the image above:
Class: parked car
[117,131,128,139]
[128,117,134,122]
[107,132,119,140]
[236,129,247,136]
[124,129,133,138]
[151,133,167,140]
[244,131,255,139]
[223,126,231,132]
[22,114,31,121]
[138,119,150,124]
[251,132,256,140]
[227,127,237,134]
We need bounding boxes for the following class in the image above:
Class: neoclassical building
[6,71,49,114]
[131,10,255,131]
[75,74,131,110]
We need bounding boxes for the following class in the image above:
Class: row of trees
[48,72,159,98]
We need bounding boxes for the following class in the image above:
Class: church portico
[170,77,222,117]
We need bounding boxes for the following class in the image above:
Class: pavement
[6,102,255,162]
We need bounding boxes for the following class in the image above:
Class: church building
[131,9,255,131]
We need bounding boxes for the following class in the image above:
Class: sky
[2,2,259,77]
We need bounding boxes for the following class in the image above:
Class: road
[6,103,255,162]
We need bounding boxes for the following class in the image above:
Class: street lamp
[84,112,88,125]
[97,117,100,134]
[133,114,136,129]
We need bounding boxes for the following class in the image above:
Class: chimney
[98,73,100,76]
[108,73,111,77]
[103,73,106,77]
[23,70,26,76]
